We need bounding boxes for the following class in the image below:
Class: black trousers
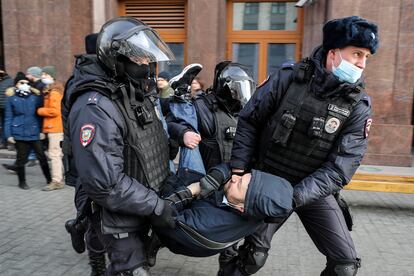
[247,194,357,263]
[85,222,105,257]
[0,109,4,144]
[89,211,149,275]
[15,140,51,183]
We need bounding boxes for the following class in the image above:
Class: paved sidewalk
[0,158,413,275]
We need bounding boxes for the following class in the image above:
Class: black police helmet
[213,61,255,107]
[96,17,174,77]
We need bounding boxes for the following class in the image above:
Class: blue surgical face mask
[332,51,363,84]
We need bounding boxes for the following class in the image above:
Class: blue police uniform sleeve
[230,69,293,170]
[293,100,372,207]
[71,94,164,216]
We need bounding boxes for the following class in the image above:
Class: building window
[232,43,259,80]
[158,43,184,77]
[228,1,303,83]
[118,0,187,75]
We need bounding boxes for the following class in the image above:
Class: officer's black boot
[16,166,29,190]
[146,231,163,267]
[89,253,106,276]
[320,259,360,276]
[117,266,150,276]
[217,245,241,276]
[219,242,268,276]
[65,217,87,253]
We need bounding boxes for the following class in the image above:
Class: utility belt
[90,201,130,239]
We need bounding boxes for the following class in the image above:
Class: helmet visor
[116,28,175,63]
[228,79,254,107]
[221,65,255,106]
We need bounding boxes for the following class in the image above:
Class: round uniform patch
[325,117,340,134]
[80,124,95,147]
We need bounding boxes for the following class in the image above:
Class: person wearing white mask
[37,66,65,191]
[3,72,51,189]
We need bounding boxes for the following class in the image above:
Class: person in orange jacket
[37,66,65,191]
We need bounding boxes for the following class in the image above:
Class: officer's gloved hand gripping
[199,163,231,198]
[150,199,177,229]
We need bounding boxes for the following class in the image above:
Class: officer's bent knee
[239,248,269,275]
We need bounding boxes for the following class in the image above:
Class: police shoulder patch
[80,124,95,147]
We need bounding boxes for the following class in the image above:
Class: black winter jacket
[230,46,372,207]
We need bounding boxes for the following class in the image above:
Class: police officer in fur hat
[219,16,379,276]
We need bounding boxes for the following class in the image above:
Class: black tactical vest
[214,109,237,163]
[114,86,170,191]
[67,75,169,191]
[258,60,362,185]
[199,94,238,167]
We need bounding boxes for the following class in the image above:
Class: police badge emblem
[80,124,95,147]
[325,117,340,134]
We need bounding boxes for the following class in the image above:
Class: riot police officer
[63,32,108,276]
[66,17,176,275]
[222,16,379,276]
[167,61,255,171]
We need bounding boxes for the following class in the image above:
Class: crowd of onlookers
[0,66,64,191]
[0,64,205,191]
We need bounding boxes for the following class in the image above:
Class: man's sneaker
[42,181,64,191]
[26,160,38,167]
[169,63,203,93]
[2,164,17,173]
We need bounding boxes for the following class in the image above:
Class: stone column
[186,0,226,86]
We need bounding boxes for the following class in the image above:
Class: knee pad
[321,259,361,276]
[238,243,269,275]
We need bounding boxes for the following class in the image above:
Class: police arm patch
[80,124,95,147]
[364,118,373,138]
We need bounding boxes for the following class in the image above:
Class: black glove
[150,200,177,229]
[199,163,231,198]
[164,188,193,211]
